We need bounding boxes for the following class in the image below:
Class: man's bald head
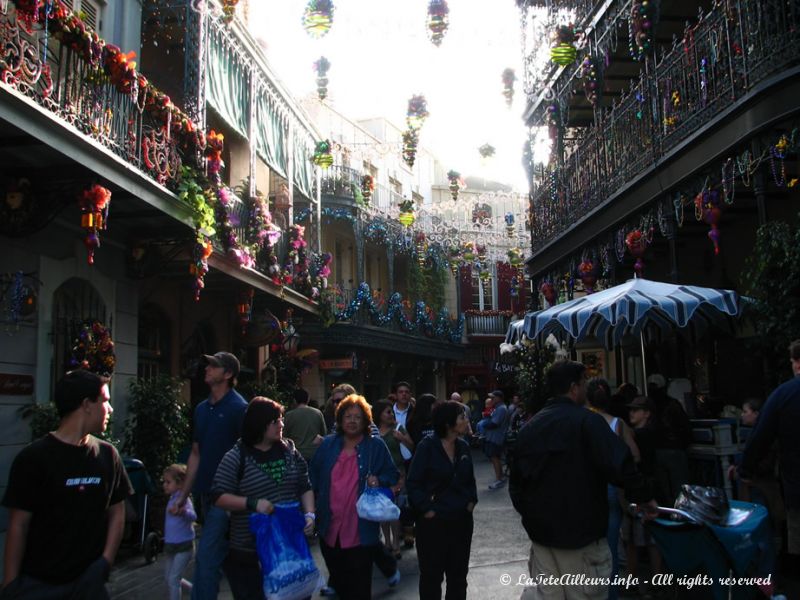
[450,392,462,403]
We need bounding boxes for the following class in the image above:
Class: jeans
[606,485,622,600]
[319,539,374,600]
[191,497,230,600]
[164,549,193,600]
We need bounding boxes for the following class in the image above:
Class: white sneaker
[488,479,507,490]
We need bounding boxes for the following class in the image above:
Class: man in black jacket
[509,360,655,599]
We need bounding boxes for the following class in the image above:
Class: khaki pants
[520,539,612,600]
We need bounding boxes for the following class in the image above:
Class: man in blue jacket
[738,340,800,565]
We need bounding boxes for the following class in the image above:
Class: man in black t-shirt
[1,370,132,599]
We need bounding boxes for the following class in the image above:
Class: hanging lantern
[313,56,331,101]
[78,184,112,265]
[550,24,578,66]
[625,229,647,277]
[303,0,334,38]
[694,190,723,255]
[311,140,333,168]
[505,212,516,237]
[222,0,240,23]
[361,174,375,202]
[578,260,597,294]
[237,289,254,334]
[462,242,475,262]
[501,68,516,108]
[508,247,524,267]
[398,198,415,227]
[426,0,450,46]
[402,129,419,168]
[447,170,461,201]
[406,95,429,131]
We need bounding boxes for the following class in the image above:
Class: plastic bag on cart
[674,485,729,526]
[250,503,323,600]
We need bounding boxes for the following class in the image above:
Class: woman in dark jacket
[407,393,437,447]
[407,401,478,600]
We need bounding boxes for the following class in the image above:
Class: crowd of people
[2,341,798,600]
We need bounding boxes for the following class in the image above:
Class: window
[61,0,103,32]
[388,177,402,196]
[138,303,171,379]
[470,277,494,311]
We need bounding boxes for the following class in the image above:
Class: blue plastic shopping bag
[250,502,323,600]
[356,487,400,522]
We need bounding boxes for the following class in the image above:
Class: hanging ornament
[402,129,419,168]
[507,247,524,267]
[190,233,213,301]
[505,212,516,237]
[406,95,429,131]
[316,252,333,289]
[415,232,427,268]
[501,68,516,108]
[222,0,240,23]
[312,140,334,168]
[448,246,462,276]
[398,198,415,227]
[580,56,602,106]
[69,321,116,377]
[629,0,659,60]
[694,189,723,255]
[578,260,597,294]
[625,229,647,277]
[426,0,449,47]
[206,130,225,176]
[476,244,487,263]
[78,184,112,265]
[237,288,254,334]
[361,174,375,203]
[462,242,475,262]
[540,281,557,307]
[303,0,334,38]
[313,56,331,101]
[446,170,461,201]
[550,25,578,66]
[478,144,496,160]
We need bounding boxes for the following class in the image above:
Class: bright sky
[249,0,529,192]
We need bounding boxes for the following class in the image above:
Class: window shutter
[79,0,101,32]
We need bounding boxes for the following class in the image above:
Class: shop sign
[0,373,34,395]
[320,357,355,371]
[492,362,516,374]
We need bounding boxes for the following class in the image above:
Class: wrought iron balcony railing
[0,5,183,187]
[530,0,800,253]
[465,311,514,336]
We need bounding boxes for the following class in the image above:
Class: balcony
[529,0,800,254]
[465,311,514,337]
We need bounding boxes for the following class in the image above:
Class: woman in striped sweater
[211,397,316,600]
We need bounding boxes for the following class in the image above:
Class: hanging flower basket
[625,230,647,276]
[313,56,331,101]
[312,140,333,168]
[426,0,450,46]
[303,0,334,38]
[406,95,429,131]
[447,170,461,201]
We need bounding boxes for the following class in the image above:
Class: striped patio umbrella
[513,278,743,384]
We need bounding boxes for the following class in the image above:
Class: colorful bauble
[501,68,516,107]
[625,229,647,276]
[426,0,450,47]
[505,212,516,237]
[402,129,419,168]
[303,0,334,38]
[578,260,596,294]
[312,140,333,168]
[550,25,578,66]
[694,190,722,255]
[406,95,429,130]
[313,56,331,101]
[508,247,524,267]
[447,170,461,201]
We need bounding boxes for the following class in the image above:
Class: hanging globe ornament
[398,198,416,227]
[361,174,375,203]
[447,170,461,201]
[550,24,578,66]
[504,212,516,237]
[303,0,334,39]
[625,229,648,277]
[313,56,331,101]
[312,140,334,168]
[406,95,429,131]
[402,129,420,168]
[501,68,516,108]
[426,0,450,47]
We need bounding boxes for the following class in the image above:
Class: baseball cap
[203,352,240,378]
[646,374,667,389]
[627,396,655,411]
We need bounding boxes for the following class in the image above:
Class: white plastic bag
[356,487,400,522]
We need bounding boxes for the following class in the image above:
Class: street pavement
[108,449,532,599]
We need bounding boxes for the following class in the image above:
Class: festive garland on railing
[322,282,464,342]
[294,207,356,225]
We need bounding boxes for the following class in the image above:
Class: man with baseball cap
[175,351,247,600]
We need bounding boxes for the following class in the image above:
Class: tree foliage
[122,376,191,482]
[740,213,800,387]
